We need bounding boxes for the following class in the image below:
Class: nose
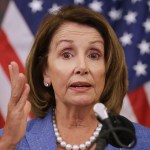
[74,56,89,75]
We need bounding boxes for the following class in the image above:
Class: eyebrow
[90,40,104,44]
[56,39,73,47]
[56,39,104,47]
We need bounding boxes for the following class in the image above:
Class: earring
[44,82,49,87]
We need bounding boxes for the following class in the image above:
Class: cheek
[94,67,106,91]
[49,61,73,85]
[95,76,105,101]
[96,75,105,89]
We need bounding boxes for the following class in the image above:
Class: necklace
[52,109,102,150]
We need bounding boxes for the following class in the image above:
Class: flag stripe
[144,81,150,106]
[120,95,137,123]
[0,110,5,128]
[0,65,11,119]
[128,86,150,126]
[2,0,34,66]
[0,28,25,78]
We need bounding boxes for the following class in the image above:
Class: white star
[131,0,141,3]
[88,0,103,12]
[74,0,84,4]
[124,11,137,24]
[48,3,61,14]
[108,8,122,21]
[143,18,150,33]
[138,40,150,55]
[120,32,133,46]
[133,61,148,76]
[28,0,43,13]
[148,0,150,11]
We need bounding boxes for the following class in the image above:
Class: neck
[55,103,98,129]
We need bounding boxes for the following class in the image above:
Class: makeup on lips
[69,81,92,92]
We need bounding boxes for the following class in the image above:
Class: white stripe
[2,1,34,65]
[144,81,150,106]
[120,95,137,123]
[0,66,11,120]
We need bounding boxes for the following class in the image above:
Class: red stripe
[0,111,5,128]
[0,28,25,80]
[128,86,150,127]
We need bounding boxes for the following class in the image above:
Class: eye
[62,51,73,59]
[88,52,100,60]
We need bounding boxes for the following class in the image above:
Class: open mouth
[70,82,92,88]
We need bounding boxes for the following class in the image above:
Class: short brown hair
[26,5,128,117]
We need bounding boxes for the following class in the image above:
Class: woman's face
[44,22,105,107]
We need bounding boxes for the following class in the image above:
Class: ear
[43,68,51,86]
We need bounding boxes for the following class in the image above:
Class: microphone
[93,103,137,149]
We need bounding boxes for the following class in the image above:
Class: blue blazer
[1,110,150,150]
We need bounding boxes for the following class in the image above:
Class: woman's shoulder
[133,122,150,138]
[130,122,150,149]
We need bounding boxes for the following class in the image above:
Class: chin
[69,98,95,106]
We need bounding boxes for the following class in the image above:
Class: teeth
[72,85,90,88]
[75,86,85,88]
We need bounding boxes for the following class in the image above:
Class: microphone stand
[87,118,109,150]
[95,128,108,150]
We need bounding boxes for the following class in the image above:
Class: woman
[0,5,150,150]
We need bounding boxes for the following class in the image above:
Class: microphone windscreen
[101,115,136,148]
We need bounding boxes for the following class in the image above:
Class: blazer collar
[25,111,57,150]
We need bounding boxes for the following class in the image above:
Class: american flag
[0,0,150,128]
